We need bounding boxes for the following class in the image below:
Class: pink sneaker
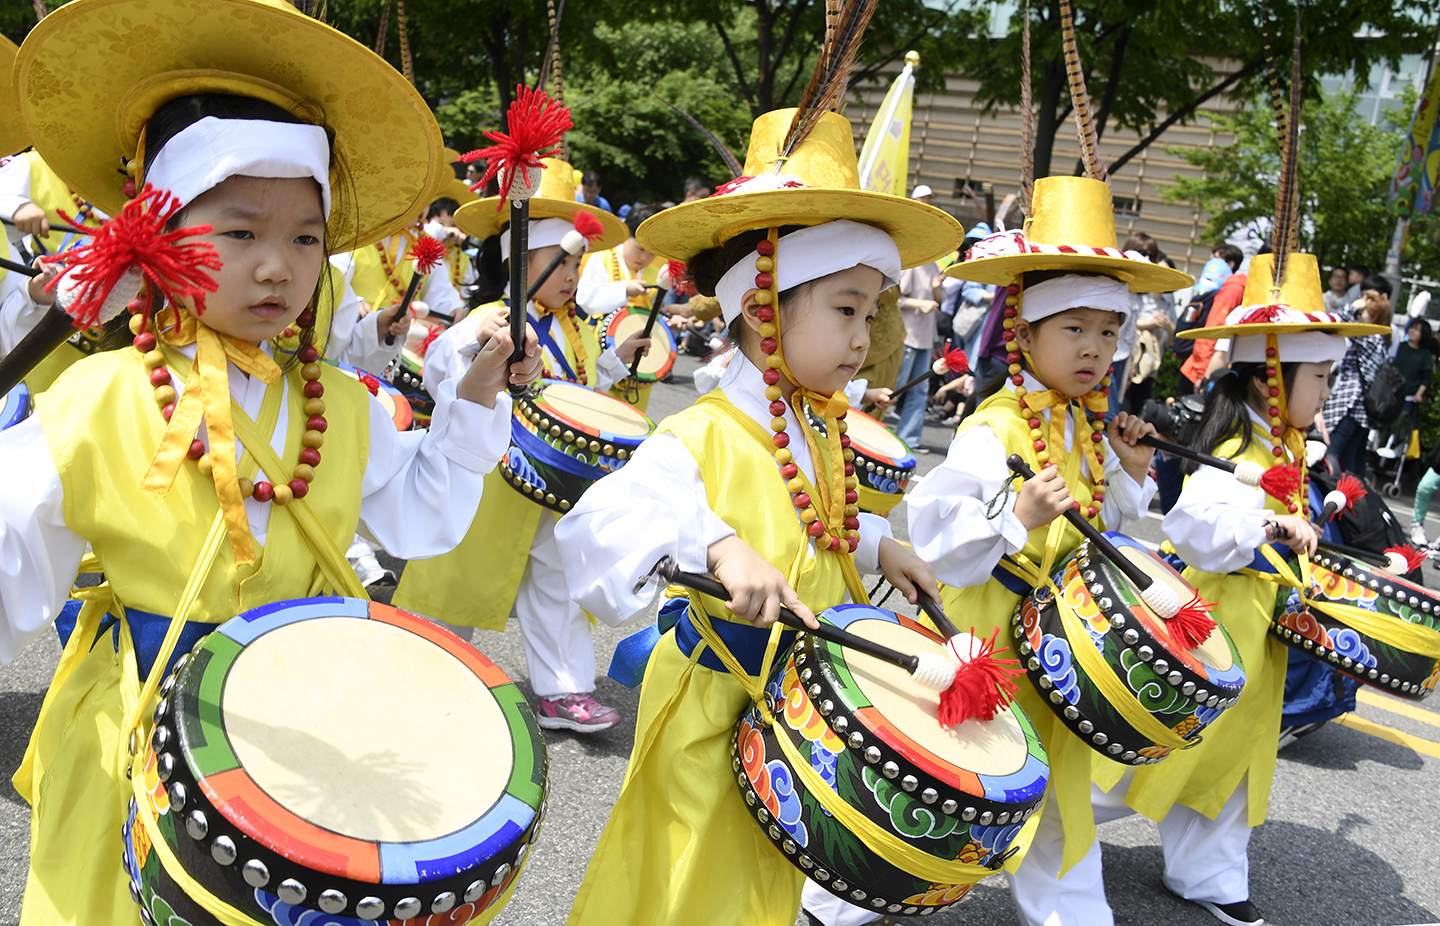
[536,693,620,733]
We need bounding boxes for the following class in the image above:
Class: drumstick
[1006,455,1192,622]
[1137,434,1302,502]
[524,227,591,303]
[916,590,961,638]
[1315,473,1365,525]
[889,347,972,402]
[627,269,672,379]
[0,215,93,237]
[0,256,41,277]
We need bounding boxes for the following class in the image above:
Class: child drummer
[552,100,958,923]
[0,1,540,922]
[906,174,1189,926]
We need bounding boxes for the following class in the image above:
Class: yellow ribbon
[1019,383,1108,491]
[140,310,283,566]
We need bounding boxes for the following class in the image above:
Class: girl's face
[1270,361,1332,425]
[1329,268,1347,293]
[1409,323,1424,345]
[177,175,326,344]
[743,264,883,397]
[527,245,579,309]
[1012,306,1122,398]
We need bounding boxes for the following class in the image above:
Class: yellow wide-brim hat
[1,35,25,157]
[14,0,444,249]
[1180,253,1391,340]
[944,176,1193,293]
[635,109,960,268]
[453,157,627,249]
[433,147,478,207]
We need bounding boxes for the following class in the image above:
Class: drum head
[843,410,914,468]
[335,363,413,432]
[606,309,678,381]
[1116,545,1235,673]
[531,379,653,444]
[820,605,1048,799]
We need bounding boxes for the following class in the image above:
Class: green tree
[1162,88,1402,273]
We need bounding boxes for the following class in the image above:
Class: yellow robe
[1120,432,1293,826]
[939,387,1114,874]
[349,236,418,310]
[566,390,858,926]
[581,245,665,411]
[391,299,603,629]
[16,347,371,926]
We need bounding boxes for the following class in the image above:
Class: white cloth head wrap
[714,219,901,324]
[146,117,332,216]
[1215,304,1349,364]
[500,217,574,263]
[1021,274,1131,323]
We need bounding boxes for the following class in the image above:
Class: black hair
[689,226,821,352]
[470,233,508,307]
[682,177,711,197]
[426,197,459,220]
[581,170,602,187]
[1408,316,1432,341]
[1256,240,1273,256]
[1187,361,1300,470]
[625,203,662,237]
[1214,244,1243,271]
[143,93,349,366]
[1361,273,1392,299]
[1350,263,1371,276]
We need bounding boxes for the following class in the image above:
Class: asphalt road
[1,352,1437,926]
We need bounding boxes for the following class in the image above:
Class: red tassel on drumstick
[383,233,448,347]
[525,210,604,303]
[937,628,1024,726]
[0,185,221,395]
[1139,434,1302,506]
[1383,544,1428,576]
[1316,473,1365,524]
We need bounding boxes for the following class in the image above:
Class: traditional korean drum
[601,307,678,383]
[805,405,916,515]
[502,378,653,513]
[335,362,413,431]
[2,382,29,430]
[124,597,548,926]
[1272,549,1440,700]
[734,604,1049,916]
[1014,533,1247,763]
[389,316,448,427]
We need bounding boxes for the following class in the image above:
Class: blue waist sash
[54,601,218,681]
[607,596,796,688]
[990,559,1036,596]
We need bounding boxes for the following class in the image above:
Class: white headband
[714,220,901,324]
[1021,274,1131,323]
[146,117,332,216]
[1216,304,1349,364]
[500,217,573,262]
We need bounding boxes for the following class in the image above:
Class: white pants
[515,515,596,699]
[1008,771,1253,926]
[801,883,883,926]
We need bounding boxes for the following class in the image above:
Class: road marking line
[1333,712,1440,759]
[1356,688,1440,729]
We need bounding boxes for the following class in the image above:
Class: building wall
[845,67,1247,278]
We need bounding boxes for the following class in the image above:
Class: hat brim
[453,196,628,251]
[1179,321,1393,340]
[438,178,479,207]
[944,253,1193,293]
[14,0,443,249]
[0,36,24,157]
[633,188,961,269]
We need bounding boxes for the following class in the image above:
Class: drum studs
[1137,646,1154,662]
[563,430,575,443]
[962,807,977,822]
[1019,641,1032,656]
[463,881,487,904]
[833,717,849,733]
[901,775,918,792]
[849,732,865,749]
[153,698,169,723]
[1028,656,1041,671]
[732,756,741,773]
[783,839,797,854]
[1110,614,1126,629]
[822,700,835,716]
[979,811,993,825]
[1078,720,1094,734]
[1097,597,1112,611]
[1383,585,1394,597]
[393,898,421,919]
[618,449,629,461]
[1167,671,1183,686]
[1109,743,1124,755]
[800,667,812,682]
[151,726,169,752]
[494,861,514,885]
[1181,682,1196,697]
[758,807,771,823]
[997,811,1010,824]
[277,879,307,905]
[1122,629,1139,645]
[1089,583,1105,597]
[832,881,849,892]
[1122,751,1137,762]
[129,880,142,905]
[1153,658,1169,674]
[168,783,187,812]
[808,684,822,698]
[864,746,881,764]
[355,897,385,920]
[160,674,176,697]
[242,859,270,888]
[850,890,867,901]
[882,761,899,779]
[1049,691,1063,704]
[1038,675,1053,690]
[769,824,784,841]
[1063,706,1079,720]
[545,493,556,506]
[139,907,155,926]
[942,799,958,815]
[1381,674,1391,683]
[745,791,757,806]
[589,440,600,452]
[319,890,348,914]
[156,753,174,783]
[1083,571,1097,583]
[1410,595,1420,607]
[866,461,876,472]
[429,892,458,916]
[921,788,938,804]
[1368,669,1379,679]
[800,856,815,869]
[210,835,236,865]
[1092,732,1108,746]
[1341,657,1353,669]
[1303,640,1314,650]
[815,869,830,881]
[548,425,561,437]
[603,444,614,457]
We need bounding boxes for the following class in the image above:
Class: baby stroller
[1371,415,1418,499]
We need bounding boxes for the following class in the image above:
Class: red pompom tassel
[1257,464,1301,503]
[1385,544,1428,575]
[407,234,448,275]
[573,210,605,241]
[470,85,573,202]
[1335,473,1366,518]
[937,628,1023,728]
[1167,593,1218,650]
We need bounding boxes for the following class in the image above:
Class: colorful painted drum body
[390,317,448,427]
[1272,550,1440,700]
[601,308,678,383]
[1014,534,1247,764]
[335,362,413,431]
[124,597,548,926]
[501,378,654,513]
[734,604,1049,916]
[2,383,30,431]
[804,406,916,515]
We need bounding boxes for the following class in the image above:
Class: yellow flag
[857,52,917,196]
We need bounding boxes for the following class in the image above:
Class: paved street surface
[2,352,1438,925]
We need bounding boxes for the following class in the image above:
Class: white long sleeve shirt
[554,353,893,627]
[907,372,1155,589]
[1161,406,1274,574]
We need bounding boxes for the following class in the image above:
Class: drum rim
[805,405,916,472]
[334,362,413,431]
[523,378,654,444]
[512,408,622,476]
[603,307,679,382]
